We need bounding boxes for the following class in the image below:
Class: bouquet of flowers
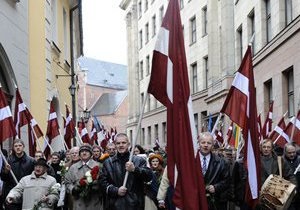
[32,183,61,210]
[58,160,69,178]
[77,165,100,201]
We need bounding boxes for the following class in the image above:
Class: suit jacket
[204,153,230,209]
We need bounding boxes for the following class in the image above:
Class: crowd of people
[0,132,299,210]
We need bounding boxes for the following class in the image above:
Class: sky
[82,0,127,65]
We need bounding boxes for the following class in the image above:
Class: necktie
[202,156,207,175]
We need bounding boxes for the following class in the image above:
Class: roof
[78,56,127,89]
[90,90,127,115]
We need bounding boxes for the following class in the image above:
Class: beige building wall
[122,0,300,148]
[29,0,82,151]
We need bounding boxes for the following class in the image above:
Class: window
[285,0,293,25]
[140,60,144,79]
[284,68,294,117]
[191,63,198,93]
[147,126,151,145]
[179,0,184,9]
[202,6,207,36]
[237,25,243,63]
[146,55,150,75]
[141,128,145,145]
[138,1,142,18]
[264,79,273,109]
[248,10,255,53]
[129,130,133,142]
[139,30,143,49]
[204,56,208,89]
[147,94,151,112]
[145,23,149,43]
[265,0,271,42]
[145,0,148,12]
[152,15,156,37]
[190,16,197,44]
[63,8,69,61]
[141,92,145,109]
[51,0,58,43]
[162,122,167,143]
[159,6,164,25]
[154,124,158,139]
[194,113,199,136]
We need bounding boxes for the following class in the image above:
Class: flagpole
[0,150,18,184]
[29,123,43,153]
[75,127,84,145]
[211,113,222,135]
[123,92,148,187]
[43,136,55,153]
[58,130,69,150]
[273,111,289,145]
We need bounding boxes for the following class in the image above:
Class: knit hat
[79,144,93,155]
[35,158,49,168]
[148,154,164,165]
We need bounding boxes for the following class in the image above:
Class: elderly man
[65,144,102,210]
[283,143,300,209]
[100,133,152,210]
[106,143,116,157]
[198,132,230,210]
[6,158,59,210]
[1,139,35,210]
[260,139,296,185]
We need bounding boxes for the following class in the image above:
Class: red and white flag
[90,121,98,145]
[147,0,208,209]
[45,100,60,157]
[64,105,75,149]
[46,100,60,140]
[0,87,16,142]
[80,118,90,144]
[262,101,273,139]
[27,109,44,139]
[270,116,287,147]
[213,129,224,146]
[283,110,300,146]
[257,114,263,141]
[225,122,234,147]
[14,89,30,137]
[220,46,260,207]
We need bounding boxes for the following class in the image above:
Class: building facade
[0,0,30,149]
[0,0,83,152]
[120,0,300,149]
[77,56,128,134]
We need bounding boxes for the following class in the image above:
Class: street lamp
[68,84,76,96]
[83,108,90,123]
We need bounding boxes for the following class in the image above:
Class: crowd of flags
[0,86,118,158]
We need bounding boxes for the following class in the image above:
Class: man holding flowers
[64,144,102,210]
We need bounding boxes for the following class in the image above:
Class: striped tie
[202,156,207,175]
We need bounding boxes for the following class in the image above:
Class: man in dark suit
[198,132,230,210]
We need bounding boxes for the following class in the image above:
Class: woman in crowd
[145,154,165,210]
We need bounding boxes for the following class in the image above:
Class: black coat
[99,152,152,210]
[204,153,230,210]
[0,152,35,209]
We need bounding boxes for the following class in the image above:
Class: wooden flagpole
[123,92,148,187]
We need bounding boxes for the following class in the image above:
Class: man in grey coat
[6,158,59,210]
[65,144,102,210]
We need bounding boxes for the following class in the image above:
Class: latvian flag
[0,87,16,142]
[14,88,30,137]
[220,46,260,207]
